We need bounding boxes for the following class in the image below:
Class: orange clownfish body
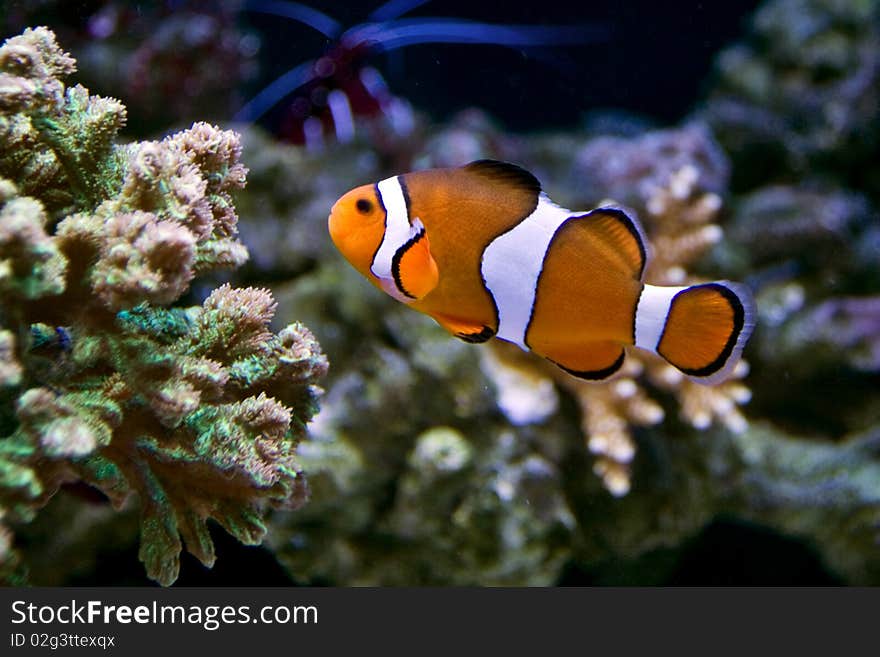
[329,160,755,383]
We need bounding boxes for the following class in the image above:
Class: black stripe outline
[399,175,413,224]
[550,348,626,381]
[390,227,426,300]
[588,207,648,280]
[368,182,388,272]
[657,283,745,377]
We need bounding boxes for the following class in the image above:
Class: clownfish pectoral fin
[390,219,439,301]
[576,207,648,281]
[538,340,626,381]
[635,282,756,384]
[432,313,497,343]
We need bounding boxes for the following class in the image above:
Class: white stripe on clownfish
[481,193,573,349]
[371,175,424,303]
[634,285,687,351]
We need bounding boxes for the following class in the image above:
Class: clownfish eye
[355,198,373,214]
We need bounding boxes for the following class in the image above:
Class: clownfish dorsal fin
[572,207,648,281]
[390,218,439,301]
[463,159,542,197]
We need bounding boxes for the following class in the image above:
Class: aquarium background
[0,0,877,586]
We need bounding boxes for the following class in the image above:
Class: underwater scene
[0,0,878,586]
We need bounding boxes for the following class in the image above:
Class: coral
[751,281,880,376]
[416,109,521,170]
[0,27,326,585]
[714,185,877,436]
[555,357,664,497]
[701,0,880,193]
[380,427,575,584]
[118,4,258,129]
[3,1,261,137]
[721,184,877,294]
[561,419,880,585]
[0,329,22,385]
[567,123,731,210]
[793,297,880,373]
[748,281,880,435]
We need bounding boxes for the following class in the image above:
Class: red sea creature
[236,0,605,149]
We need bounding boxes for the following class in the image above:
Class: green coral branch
[0,28,125,213]
[0,27,328,585]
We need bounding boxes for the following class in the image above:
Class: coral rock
[0,28,327,586]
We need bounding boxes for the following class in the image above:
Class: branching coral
[483,128,752,496]
[0,27,327,585]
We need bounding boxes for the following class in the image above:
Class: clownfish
[329,160,755,384]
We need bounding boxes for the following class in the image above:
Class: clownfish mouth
[327,207,344,249]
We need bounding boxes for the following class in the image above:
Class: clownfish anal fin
[578,207,647,281]
[540,340,626,381]
[391,221,439,300]
[463,159,542,196]
[432,314,496,343]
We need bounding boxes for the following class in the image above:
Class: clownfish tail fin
[634,282,756,384]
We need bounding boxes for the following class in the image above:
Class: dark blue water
[249,0,765,130]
